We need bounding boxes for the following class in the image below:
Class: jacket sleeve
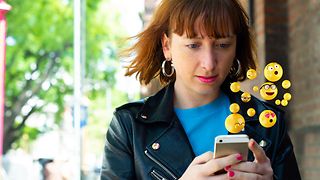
[272,112,301,180]
[100,111,135,180]
[273,132,301,180]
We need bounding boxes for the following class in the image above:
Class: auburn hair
[123,0,257,85]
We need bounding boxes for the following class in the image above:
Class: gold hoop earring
[162,59,175,77]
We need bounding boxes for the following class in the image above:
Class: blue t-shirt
[174,92,230,156]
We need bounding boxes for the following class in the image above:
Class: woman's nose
[200,48,217,71]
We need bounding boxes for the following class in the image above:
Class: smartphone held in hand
[214,134,249,161]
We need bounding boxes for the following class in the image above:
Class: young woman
[101,0,301,179]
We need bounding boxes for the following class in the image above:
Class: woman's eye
[216,43,230,48]
[187,44,200,49]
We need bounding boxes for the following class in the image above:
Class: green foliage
[3,0,130,153]
[13,126,41,152]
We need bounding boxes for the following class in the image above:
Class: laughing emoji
[259,110,277,128]
[225,113,245,133]
[260,82,278,100]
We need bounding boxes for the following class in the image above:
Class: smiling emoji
[264,62,283,82]
[259,110,277,128]
[225,113,245,133]
[260,82,278,100]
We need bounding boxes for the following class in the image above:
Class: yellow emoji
[281,100,288,106]
[230,82,241,93]
[246,69,257,80]
[225,113,245,133]
[283,93,292,101]
[259,110,277,128]
[282,80,291,89]
[264,62,283,82]
[247,108,256,117]
[229,103,240,114]
[253,85,259,92]
[241,92,251,103]
[260,82,278,100]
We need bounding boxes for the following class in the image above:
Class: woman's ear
[161,33,171,59]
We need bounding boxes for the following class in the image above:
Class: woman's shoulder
[114,99,146,115]
[108,100,147,131]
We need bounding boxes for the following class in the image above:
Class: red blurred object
[0,0,11,157]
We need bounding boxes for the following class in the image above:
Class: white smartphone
[213,134,249,161]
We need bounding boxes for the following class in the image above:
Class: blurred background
[0,0,319,179]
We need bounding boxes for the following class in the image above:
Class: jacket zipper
[151,170,167,180]
[144,150,178,180]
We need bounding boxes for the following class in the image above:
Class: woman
[101,0,301,179]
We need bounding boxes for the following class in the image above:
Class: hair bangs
[169,0,243,38]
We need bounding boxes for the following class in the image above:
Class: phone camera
[219,139,223,143]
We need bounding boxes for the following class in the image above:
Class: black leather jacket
[101,82,301,180]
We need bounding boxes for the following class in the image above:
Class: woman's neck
[173,84,221,109]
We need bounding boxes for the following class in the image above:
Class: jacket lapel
[145,115,195,177]
[136,83,195,176]
[136,83,175,124]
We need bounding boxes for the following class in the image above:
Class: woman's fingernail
[250,140,255,147]
[228,170,235,177]
[236,153,242,161]
[224,165,231,171]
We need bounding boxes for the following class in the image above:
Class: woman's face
[162,24,236,104]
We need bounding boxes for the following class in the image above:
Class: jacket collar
[136,82,175,123]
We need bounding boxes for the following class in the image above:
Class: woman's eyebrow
[181,35,203,40]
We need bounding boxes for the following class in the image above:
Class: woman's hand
[179,151,243,180]
[225,139,274,180]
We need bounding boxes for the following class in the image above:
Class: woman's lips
[197,75,218,83]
